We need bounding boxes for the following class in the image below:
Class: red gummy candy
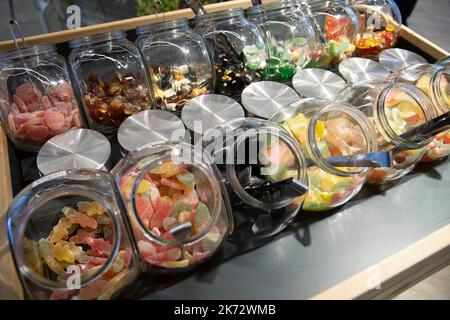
[41,96,53,110]
[77,279,109,300]
[88,238,112,256]
[45,109,65,131]
[69,212,98,229]
[149,196,173,229]
[48,81,74,102]
[69,228,96,244]
[87,256,107,267]
[26,123,49,143]
[136,196,154,223]
[13,95,27,113]
[49,290,75,300]
[15,83,41,105]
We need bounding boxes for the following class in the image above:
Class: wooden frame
[0,0,449,300]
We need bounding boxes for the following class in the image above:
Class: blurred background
[0,0,449,51]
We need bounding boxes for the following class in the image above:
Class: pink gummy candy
[88,238,112,256]
[69,228,96,244]
[69,212,98,229]
[87,256,108,267]
[15,83,41,105]
[48,81,74,102]
[44,109,65,131]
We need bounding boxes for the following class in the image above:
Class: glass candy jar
[202,117,309,237]
[246,1,318,83]
[0,45,84,152]
[136,18,214,114]
[112,142,231,273]
[339,81,436,184]
[6,170,140,300]
[69,31,153,134]
[302,0,360,69]
[392,64,450,162]
[272,99,376,211]
[348,0,402,59]
[194,8,269,101]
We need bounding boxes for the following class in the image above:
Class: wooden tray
[0,0,449,300]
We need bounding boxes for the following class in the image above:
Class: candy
[193,203,211,233]
[77,201,106,216]
[50,217,72,243]
[6,81,82,148]
[36,201,134,299]
[68,212,98,229]
[38,239,65,275]
[97,268,138,300]
[136,195,154,224]
[83,72,150,129]
[149,196,173,229]
[171,199,192,219]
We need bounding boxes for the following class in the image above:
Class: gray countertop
[140,160,450,300]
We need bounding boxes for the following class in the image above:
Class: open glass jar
[69,31,153,134]
[272,99,376,211]
[202,117,308,237]
[392,64,450,161]
[301,0,359,69]
[6,170,140,300]
[194,8,269,101]
[136,18,214,114]
[0,45,84,152]
[246,1,318,83]
[349,0,402,59]
[339,81,436,184]
[112,142,231,273]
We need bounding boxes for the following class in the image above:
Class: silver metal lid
[292,68,346,99]
[338,58,390,83]
[37,128,111,176]
[241,81,300,119]
[181,94,245,135]
[118,110,189,153]
[379,48,427,71]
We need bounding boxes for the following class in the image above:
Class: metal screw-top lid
[338,58,390,83]
[379,48,427,71]
[292,68,347,99]
[181,94,244,135]
[241,81,300,119]
[118,110,189,154]
[37,128,111,176]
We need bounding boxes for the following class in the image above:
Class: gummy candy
[36,201,134,299]
[68,212,98,229]
[193,203,211,233]
[50,217,72,243]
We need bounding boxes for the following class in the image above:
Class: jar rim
[1,44,56,61]
[376,83,436,149]
[127,142,225,247]
[210,117,309,211]
[430,67,450,115]
[307,101,377,177]
[136,18,189,36]
[6,169,122,292]
[69,30,126,48]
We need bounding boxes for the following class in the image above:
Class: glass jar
[271,99,376,211]
[136,18,214,114]
[112,142,231,273]
[246,1,318,83]
[0,45,84,152]
[339,81,436,184]
[392,64,450,162]
[6,169,140,300]
[202,117,308,237]
[69,31,153,134]
[349,0,402,59]
[194,8,269,101]
[301,0,360,69]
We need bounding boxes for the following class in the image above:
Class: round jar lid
[37,128,111,175]
[339,57,390,83]
[118,110,189,153]
[241,81,300,119]
[181,94,244,135]
[292,68,347,99]
[379,48,427,71]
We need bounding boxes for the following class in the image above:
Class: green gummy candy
[335,179,352,191]
[176,172,194,185]
[292,37,307,47]
[171,199,192,219]
[194,203,211,230]
[202,233,219,252]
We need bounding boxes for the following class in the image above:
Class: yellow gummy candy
[137,179,152,194]
[416,75,431,96]
[315,120,326,140]
[38,239,65,275]
[50,217,72,243]
[77,201,106,216]
[161,259,190,268]
[53,242,75,263]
